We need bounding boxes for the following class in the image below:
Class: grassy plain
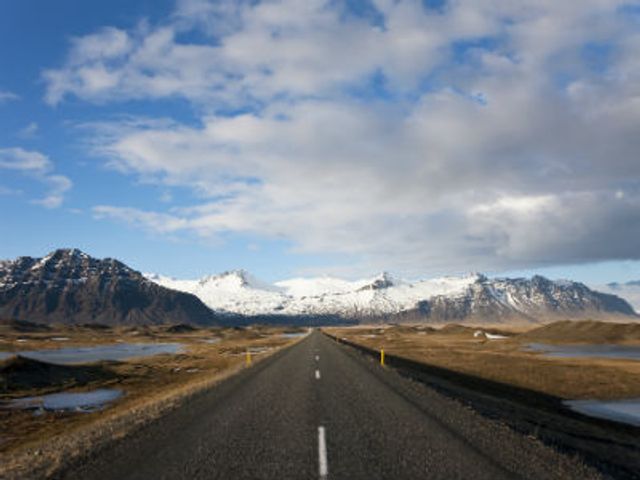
[325,321,640,400]
[0,323,306,478]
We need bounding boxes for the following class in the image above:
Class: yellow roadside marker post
[246,348,252,367]
[380,348,385,367]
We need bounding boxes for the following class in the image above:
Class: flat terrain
[52,330,597,480]
[326,322,640,400]
[0,323,303,464]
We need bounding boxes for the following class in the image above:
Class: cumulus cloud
[45,0,640,275]
[42,0,510,106]
[0,148,72,208]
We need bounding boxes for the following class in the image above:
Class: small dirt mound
[387,325,436,335]
[166,324,198,334]
[78,323,111,330]
[518,320,640,343]
[438,324,475,335]
[0,356,116,394]
[0,319,51,333]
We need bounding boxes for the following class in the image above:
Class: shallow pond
[281,332,308,339]
[0,342,183,364]
[526,343,640,361]
[564,398,640,427]
[7,389,123,413]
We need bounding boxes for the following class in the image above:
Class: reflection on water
[526,343,640,361]
[0,342,182,364]
[7,389,123,413]
[564,398,640,427]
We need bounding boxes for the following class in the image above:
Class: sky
[0,0,639,284]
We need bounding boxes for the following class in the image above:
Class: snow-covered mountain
[594,281,640,313]
[146,270,637,322]
[5,249,632,326]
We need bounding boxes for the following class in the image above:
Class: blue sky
[0,0,639,284]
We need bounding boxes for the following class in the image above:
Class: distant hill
[517,320,640,343]
[0,249,220,326]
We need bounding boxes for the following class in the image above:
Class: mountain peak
[151,269,637,320]
[359,271,396,291]
[51,247,90,257]
[200,269,281,292]
[200,269,250,286]
[0,250,218,326]
[38,248,92,264]
[468,272,488,283]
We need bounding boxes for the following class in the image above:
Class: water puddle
[225,346,273,356]
[5,389,123,413]
[281,332,308,339]
[564,398,640,427]
[0,343,183,364]
[526,343,640,361]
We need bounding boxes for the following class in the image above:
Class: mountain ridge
[596,280,640,313]
[1,249,635,326]
[0,249,220,326]
[147,269,637,322]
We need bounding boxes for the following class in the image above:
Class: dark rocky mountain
[0,249,220,326]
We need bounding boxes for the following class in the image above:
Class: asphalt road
[58,330,600,480]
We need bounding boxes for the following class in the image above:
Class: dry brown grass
[518,320,640,344]
[325,322,640,400]
[0,325,307,479]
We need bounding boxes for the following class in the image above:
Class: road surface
[58,330,599,480]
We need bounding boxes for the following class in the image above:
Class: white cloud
[0,148,51,171]
[0,186,21,196]
[69,26,132,63]
[88,90,640,273]
[17,122,39,139]
[43,0,514,106]
[0,90,19,104]
[0,148,72,209]
[45,0,640,275]
[93,205,190,234]
[33,175,74,209]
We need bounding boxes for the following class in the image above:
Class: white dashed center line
[315,355,320,362]
[318,426,328,479]
[315,369,321,380]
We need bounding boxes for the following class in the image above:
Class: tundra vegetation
[0,321,306,478]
